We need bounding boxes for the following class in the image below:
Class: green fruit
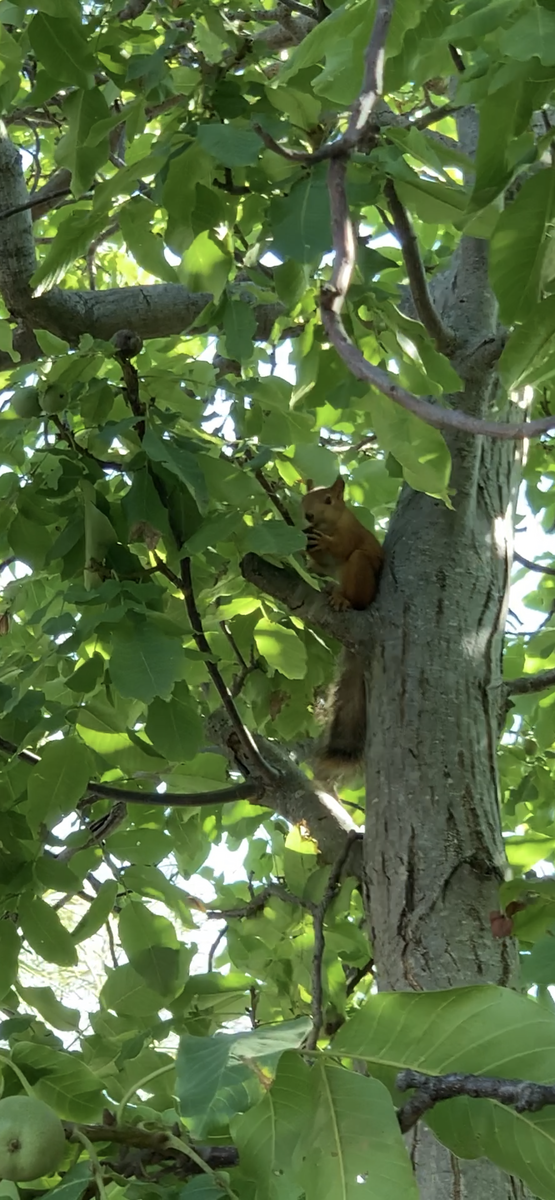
[0,1095,66,1181]
[11,387,41,418]
[40,385,68,415]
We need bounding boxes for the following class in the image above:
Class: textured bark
[363,238,526,1198]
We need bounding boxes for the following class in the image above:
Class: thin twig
[345,958,374,996]
[383,179,455,353]
[206,882,310,920]
[448,44,465,73]
[414,103,461,130]
[219,620,259,697]
[208,927,227,972]
[179,557,279,782]
[305,830,362,1050]
[106,918,119,969]
[0,188,71,221]
[514,551,555,578]
[396,1069,555,1134]
[220,620,249,672]
[254,469,295,525]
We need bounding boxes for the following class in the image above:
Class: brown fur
[316,650,366,777]
[302,477,383,776]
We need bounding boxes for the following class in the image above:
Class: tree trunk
[363,237,528,1198]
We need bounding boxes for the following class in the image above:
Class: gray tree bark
[364,236,527,1197]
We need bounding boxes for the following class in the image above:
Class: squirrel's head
[301,476,345,529]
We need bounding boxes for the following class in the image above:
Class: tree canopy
[3,1,555,1198]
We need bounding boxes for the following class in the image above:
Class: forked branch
[383,179,455,354]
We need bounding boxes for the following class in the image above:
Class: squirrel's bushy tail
[315,650,366,777]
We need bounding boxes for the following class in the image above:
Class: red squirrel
[302,477,384,774]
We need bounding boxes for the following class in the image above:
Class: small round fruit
[0,1095,66,1181]
[40,385,68,415]
[11,387,41,418]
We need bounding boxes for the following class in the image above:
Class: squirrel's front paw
[329,589,351,611]
[306,528,328,552]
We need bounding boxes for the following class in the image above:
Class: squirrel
[301,476,384,775]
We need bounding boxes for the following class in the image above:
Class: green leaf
[279,0,377,105]
[110,621,182,704]
[119,900,179,958]
[145,684,204,762]
[56,88,111,196]
[100,963,165,1016]
[254,619,307,680]
[12,1042,103,1122]
[366,393,452,499]
[299,1062,418,1200]
[0,921,20,1002]
[498,296,555,389]
[27,739,91,832]
[333,985,555,1199]
[71,880,118,944]
[176,1033,233,1117]
[17,985,80,1032]
[122,865,197,926]
[270,168,331,263]
[197,123,261,166]
[18,895,78,967]
[232,1051,309,1200]
[65,653,105,694]
[243,521,305,557]
[30,207,110,291]
[181,230,232,300]
[27,13,96,89]
[143,429,209,514]
[490,170,555,324]
[222,298,256,362]
[500,6,555,63]
[118,196,179,283]
[274,259,309,309]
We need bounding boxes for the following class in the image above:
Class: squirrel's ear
[332,476,345,496]
[305,478,314,492]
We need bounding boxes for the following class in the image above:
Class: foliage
[0,0,555,1198]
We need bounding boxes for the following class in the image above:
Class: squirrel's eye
[306,511,313,521]
[325,496,332,504]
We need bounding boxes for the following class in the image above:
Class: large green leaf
[490,170,555,323]
[110,621,182,704]
[333,986,555,1200]
[27,738,91,832]
[18,895,78,968]
[28,13,97,88]
[197,123,261,166]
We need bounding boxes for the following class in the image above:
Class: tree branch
[305,830,363,1050]
[206,881,311,920]
[514,550,555,577]
[383,179,455,354]
[207,708,363,869]
[396,1069,555,1134]
[343,0,395,148]
[505,669,555,698]
[168,556,280,783]
[240,552,375,651]
[321,156,555,441]
[254,0,394,164]
[0,737,264,809]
